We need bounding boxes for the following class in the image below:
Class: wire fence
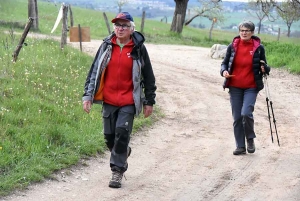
[0,2,75,63]
[1,1,63,50]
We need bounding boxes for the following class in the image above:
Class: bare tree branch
[115,0,128,13]
[184,0,223,26]
[256,0,299,13]
[185,14,201,25]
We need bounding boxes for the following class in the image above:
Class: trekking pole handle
[260,60,268,76]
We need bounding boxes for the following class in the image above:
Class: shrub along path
[2,40,300,201]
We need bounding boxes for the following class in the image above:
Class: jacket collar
[103,31,145,46]
[232,35,261,51]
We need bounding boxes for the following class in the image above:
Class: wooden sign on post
[69,26,90,42]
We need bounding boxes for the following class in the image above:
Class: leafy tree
[277,0,300,37]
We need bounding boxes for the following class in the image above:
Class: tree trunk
[28,0,39,30]
[287,25,291,37]
[170,0,189,33]
[258,20,262,34]
[208,20,216,41]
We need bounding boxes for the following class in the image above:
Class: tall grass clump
[0,32,106,196]
[264,41,300,73]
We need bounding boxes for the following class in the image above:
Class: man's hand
[83,100,92,113]
[143,105,153,118]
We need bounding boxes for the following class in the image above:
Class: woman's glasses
[239,29,252,33]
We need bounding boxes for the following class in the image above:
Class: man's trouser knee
[104,134,115,152]
[114,127,129,154]
[104,128,130,154]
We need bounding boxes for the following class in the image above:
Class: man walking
[82,12,156,188]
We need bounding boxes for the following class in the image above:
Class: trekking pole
[264,74,273,143]
[263,74,280,146]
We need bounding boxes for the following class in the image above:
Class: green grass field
[0,0,300,197]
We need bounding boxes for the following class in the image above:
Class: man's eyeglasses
[240,29,252,33]
[114,23,131,30]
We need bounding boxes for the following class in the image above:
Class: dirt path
[2,40,300,201]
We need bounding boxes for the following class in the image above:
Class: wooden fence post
[160,16,167,23]
[69,5,74,27]
[12,17,33,62]
[141,11,146,34]
[277,27,280,41]
[61,4,68,49]
[78,24,82,52]
[103,12,111,34]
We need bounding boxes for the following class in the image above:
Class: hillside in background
[42,0,300,37]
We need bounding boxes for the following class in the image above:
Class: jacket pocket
[102,106,111,134]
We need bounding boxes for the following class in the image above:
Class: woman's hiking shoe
[247,139,255,153]
[109,167,123,188]
[233,147,246,155]
[127,146,131,158]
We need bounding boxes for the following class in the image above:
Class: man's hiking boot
[109,167,123,188]
[247,139,255,153]
[108,147,131,188]
[233,147,246,155]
